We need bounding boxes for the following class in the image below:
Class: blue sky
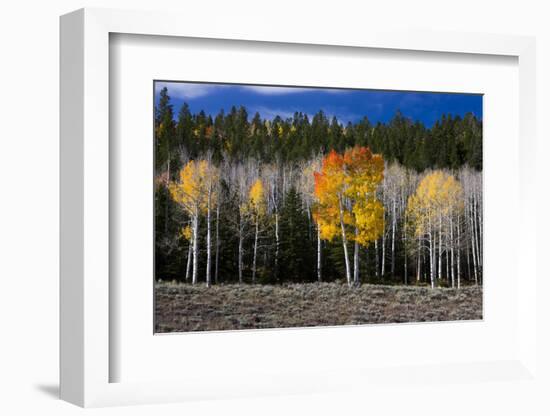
[155,81,482,127]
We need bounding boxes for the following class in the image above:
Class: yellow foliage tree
[169,159,210,285]
[249,179,266,216]
[406,170,464,288]
[169,160,208,216]
[248,179,267,283]
[179,225,193,241]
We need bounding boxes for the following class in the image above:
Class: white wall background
[0,1,548,415]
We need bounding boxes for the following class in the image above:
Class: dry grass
[155,281,482,333]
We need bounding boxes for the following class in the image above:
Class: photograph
[153,81,483,333]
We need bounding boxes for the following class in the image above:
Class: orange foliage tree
[313,146,385,286]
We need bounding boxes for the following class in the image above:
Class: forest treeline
[155,87,483,288]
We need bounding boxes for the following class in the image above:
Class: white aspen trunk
[429,233,435,289]
[317,226,322,283]
[473,196,478,268]
[466,239,472,282]
[476,198,483,274]
[403,221,407,285]
[380,174,386,278]
[238,226,243,284]
[478,186,483,266]
[391,199,396,276]
[353,227,359,287]
[473,247,478,285]
[185,239,192,282]
[192,214,199,285]
[470,200,478,285]
[457,217,461,289]
[438,215,443,283]
[214,204,220,284]
[205,190,212,288]
[403,246,407,284]
[402,181,409,284]
[450,213,455,288]
[274,211,279,278]
[252,217,259,283]
[338,198,352,287]
[306,206,312,241]
[445,249,449,284]
[472,195,480,279]
[381,231,386,277]
[416,236,421,282]
[364,247,368,282]
[375,239,380,278]
[476,191,483,277]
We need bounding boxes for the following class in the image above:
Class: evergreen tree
[155,87,176,176]
[278,188,315,282]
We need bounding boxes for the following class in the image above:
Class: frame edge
[59,8,85,407]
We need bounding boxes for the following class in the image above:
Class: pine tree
[278,188,315,282]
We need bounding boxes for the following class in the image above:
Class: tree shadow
[34,383,59,399]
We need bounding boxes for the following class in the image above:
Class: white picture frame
[60,7,538,408]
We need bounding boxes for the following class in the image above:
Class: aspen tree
[314,147,384,287]
[169,160,209,285]
[248,179,267,283]
[297,157,323,282]
[204,159,220,287]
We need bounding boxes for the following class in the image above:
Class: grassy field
[155,281,482,333]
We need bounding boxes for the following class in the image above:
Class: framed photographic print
[60,8,539,409]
